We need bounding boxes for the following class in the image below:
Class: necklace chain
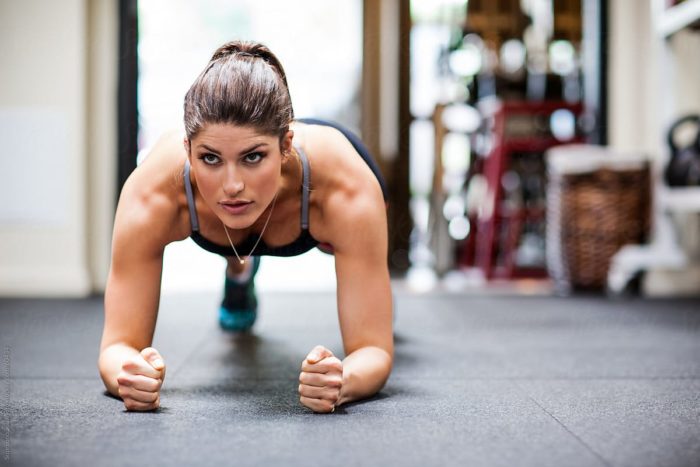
[222,192,279,265]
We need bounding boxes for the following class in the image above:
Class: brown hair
[183,41,294,141]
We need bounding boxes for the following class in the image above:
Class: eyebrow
[197,142,269,155]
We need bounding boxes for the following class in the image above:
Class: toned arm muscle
[98,169,175,396]
[328,184,394,406]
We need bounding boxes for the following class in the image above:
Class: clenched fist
[298,345,343,413]
[117,347,166,411]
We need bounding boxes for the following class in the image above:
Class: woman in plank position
[98,40,393,414]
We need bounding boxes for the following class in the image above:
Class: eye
[200,153,220,165]
[244,152,265,164]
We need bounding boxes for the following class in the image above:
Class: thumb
[141,347,165,371]
[306,345,333,364]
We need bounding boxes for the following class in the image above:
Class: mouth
[219,200,253,214]
[220,200,251,207]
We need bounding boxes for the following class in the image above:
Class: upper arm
[100,175,173,353]
[327,188,394,360]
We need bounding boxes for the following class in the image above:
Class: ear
[281,130,294,161]
[183,137,194,165]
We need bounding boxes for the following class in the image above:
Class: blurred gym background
[1,0,699,298]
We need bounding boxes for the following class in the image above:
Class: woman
[98,41,393,414]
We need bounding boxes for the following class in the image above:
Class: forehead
[193,123,277,147]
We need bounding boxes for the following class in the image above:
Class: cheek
[257,160,282,189]
[194,172,220,199]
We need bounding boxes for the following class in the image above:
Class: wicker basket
[546,146,651,292]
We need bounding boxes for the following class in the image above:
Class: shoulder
[139,128,188,182]
[296,122,360,170]
[112,129,190,259]
[295,122,386,251]
[297,121,383,207]
[325,188,388,256]
[112,177,178,262]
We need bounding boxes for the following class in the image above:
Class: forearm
[98,343,141,398]
[337,346,393,407]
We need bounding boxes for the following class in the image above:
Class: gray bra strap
[294,143,311,230]
[183,159,200,232]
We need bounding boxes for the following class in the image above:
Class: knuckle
[116,373,130,386]
[328,377,342,388]
[122,356,141,371]
[121,359,134,371]
[144,378,157,392]
[118,385,130,398]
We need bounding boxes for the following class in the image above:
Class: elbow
[380,345,393,371]
[378,338,394,371]
[371,342,394,373]
[373,345,394,383]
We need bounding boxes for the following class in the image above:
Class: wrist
[98,343,140,397]
[336,367,354,407]
[336,346,393,407]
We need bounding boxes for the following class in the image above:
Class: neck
[280,146,302,195]
[249,191,279,234]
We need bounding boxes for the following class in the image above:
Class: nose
[221,167,245,196]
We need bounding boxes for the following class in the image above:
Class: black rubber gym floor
[1,289,699,467]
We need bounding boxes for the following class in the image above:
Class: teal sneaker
[219,256,261,332]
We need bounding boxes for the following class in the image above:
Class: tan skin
[98,121,394,413]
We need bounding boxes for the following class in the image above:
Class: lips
[221,200,250,207]
[220,200,252,214]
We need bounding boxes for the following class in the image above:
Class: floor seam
[167,330,218,381]
[510,380,614,467]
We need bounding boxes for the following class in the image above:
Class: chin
[219,209,258,229]
[220,216,254,230]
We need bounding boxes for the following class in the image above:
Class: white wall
[0,0,117,296]
[87,0,118,293]
[608,0,656,154]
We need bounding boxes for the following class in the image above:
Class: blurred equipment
[409,0,588,283]
[546,146,651,294]
[468,99,584,280]
[664,114,700,187]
